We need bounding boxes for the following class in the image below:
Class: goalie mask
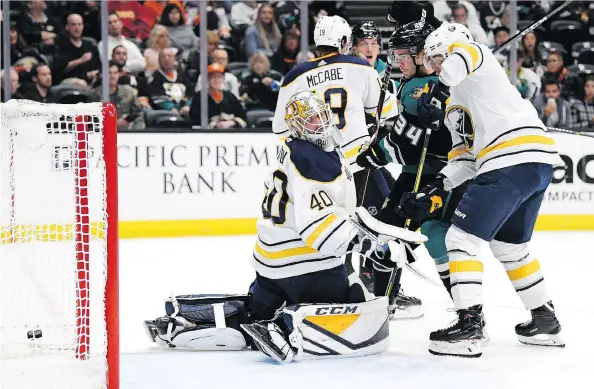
[285,91,342,150]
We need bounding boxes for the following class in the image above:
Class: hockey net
[0,101,119,389]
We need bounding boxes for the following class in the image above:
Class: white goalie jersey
[436,41,563,188]
[272,53,394,173]
[252,137,360,279]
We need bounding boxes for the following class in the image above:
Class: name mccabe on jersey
[306,68,344,88]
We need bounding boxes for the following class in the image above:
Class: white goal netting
[0,100,118,389]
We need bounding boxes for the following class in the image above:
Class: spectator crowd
[1,0,593,131]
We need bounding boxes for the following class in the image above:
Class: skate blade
[429,339,482,358]
[240,324,288,364]
[389,305,424,320]
[518,333,565,348]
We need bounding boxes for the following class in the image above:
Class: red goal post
[0,101,119,389]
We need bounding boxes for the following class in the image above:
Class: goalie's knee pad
[144,294,252,351]
[280,296,389,361]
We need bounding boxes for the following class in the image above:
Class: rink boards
[3,131,593,241]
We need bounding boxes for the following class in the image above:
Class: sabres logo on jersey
[445,105,476,150]
[408,87,424,100]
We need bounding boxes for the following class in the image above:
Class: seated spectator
[485,4,511,47]
[159,3,197,53]
[569,75,594,130]
[186,30,219,80]
[185,1,232,40]
[520,31,545,77]
[239,52,282,112]
[66,1,101,43]
[533,78,571,128]
[244,3,281,58]
[148,48,192,115]
[109,0,159,41]
[94,61,145,131]
[210,1,232,40]
[231,1,259,27]
[21,64,54,103]
[190,63,247,129]
[491,26,510,52]
[99,13,146,74]
[542,51,582,100]
[450,3,488,45]
[4,22,45,74]
[195,48,240,97]
[502,52,541,100]
[271,31,300,75]
[476,1,508,35]
[18,0,62,53]
[111,45,150,107]
[433,1,481,25]
[144,0,187,21]
[52,14,101,88]
[1,68,23,102]
[144,25,171,78]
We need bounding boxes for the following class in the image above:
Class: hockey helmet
[351,21,381,46]
[284,91,342,150]
[388,21,435,66]
[314,15,352,54]
[423,22,473,72]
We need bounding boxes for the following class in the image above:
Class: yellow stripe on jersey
[381,99,394,116]
[344,144,364,159]
[448,147,469,161]
[448,42,480,71]
[450,260,483,273]
[506,259,541,281]
[254,243,318,260]
[477,135,555,160]
[305,214,338,247]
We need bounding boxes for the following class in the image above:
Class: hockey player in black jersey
[356,21,466,319]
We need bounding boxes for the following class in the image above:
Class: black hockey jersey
[378,74,452,174]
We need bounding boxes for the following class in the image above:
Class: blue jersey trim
[287,139,342,182]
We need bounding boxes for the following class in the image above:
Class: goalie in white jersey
[398,22,565,358]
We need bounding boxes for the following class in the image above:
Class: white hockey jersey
[272,53,393,173]
[252,137,359,279]
[437,41,563,188]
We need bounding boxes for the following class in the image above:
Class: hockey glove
[356,143,389,170]
[397,175,449,221]
[387,1,443,29]
[417,80,450,131]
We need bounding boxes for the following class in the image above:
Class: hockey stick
[546,126,594,138]
[356,59,394,207]
[384,127,434,299]
[494,0,574,55]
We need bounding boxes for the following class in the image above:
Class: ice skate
[515,301,565,347]
[429,305,483,358]
[389,288,423,320]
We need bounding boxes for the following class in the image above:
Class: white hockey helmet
[284,90,342,150]
[423,22,473,71]
[314,15,352,54]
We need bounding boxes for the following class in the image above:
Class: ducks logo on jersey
[408,87,424,100]
[445,105,475,150]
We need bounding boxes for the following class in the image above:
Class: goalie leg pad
[281,296,389,361]
[144,294,252,351]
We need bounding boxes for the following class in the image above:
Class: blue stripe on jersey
[281,53,371,87]
[287,138,342,182]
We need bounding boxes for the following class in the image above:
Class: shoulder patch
[287,139,342,182]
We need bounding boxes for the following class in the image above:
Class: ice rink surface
[120,232,593,389]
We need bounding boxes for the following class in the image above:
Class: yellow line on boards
[1,215,593,243]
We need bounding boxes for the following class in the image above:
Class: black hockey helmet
[388,21,435,56]
[351,21,381,46]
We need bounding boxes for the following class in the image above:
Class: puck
[27,329,43,339]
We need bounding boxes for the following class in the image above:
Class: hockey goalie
[144,91,427,363]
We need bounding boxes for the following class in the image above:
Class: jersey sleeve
[285,160,358,257]
[363,68,383,113]
[439,131,477,189]
[439,42,484,87]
